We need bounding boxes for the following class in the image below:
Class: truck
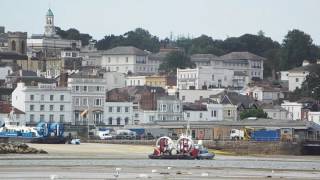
[230,129,244,140]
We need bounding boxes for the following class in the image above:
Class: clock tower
[44,8,56,37]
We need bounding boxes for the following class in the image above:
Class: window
[40,105,45,111]
[125,117,129,125]
[227,110,231,117]
[60,105,64,111]
[49,114,54,122]
[117,117,121,125]
[108,57,111,63]
[40,114,45,122]
[59,115,64,123]
[187,113,190,118]
[214,110,217,117]
[182,96,185,101]
[212,74,214,81]
[108,107,113,112]
[117,107,121,112]
[96,86,100,91]
[75,86,80,91]
[72,52,77,57]
[125,107,129,113]
[30,95,34,101]
[108,117,112,125]
[60,95,64,101]
[95,99,102,106]
[200,113,203,118]
[41,94,44,101]
[30,105,34,111]
[126,57,128,63]
[296,78,299,82]
[83,86,87,92]
[49,105,54,111]
[50,95,54,101]
[75,98,80,106]
[162,105,167,111]
[30,114,34,122]
[82,98,88,106]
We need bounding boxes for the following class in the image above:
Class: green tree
[281,29,317,70]
[96,28,160,52]
[263,48,282,79]
[240,108,268,120]
[159,51,194,74]
[291,71,320,100]
[55,27,92,46]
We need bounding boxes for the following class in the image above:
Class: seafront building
[68,72,105,125]
[11,82,72,125]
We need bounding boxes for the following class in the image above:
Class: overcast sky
[1,0,320,44]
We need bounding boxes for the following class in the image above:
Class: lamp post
[151,89,156,110]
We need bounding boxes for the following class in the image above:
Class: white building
[190,54,218,66]
[243,85,286,103]
[281,61,320,92]
[281,101,303,120]
[101,46,158,74]
[68,74,106,125]
[308,112,320,125]
[140,110,157,124]
[12,82,72,124]
[177,66,249,90]
[178,89,225,103]
[80,42,103,66]
[0,65,13,82]
[157,96,183,121]
[261,104,289,120]
[104,101,134,126]
[125,75,146,86]
[183,103,224,122]
[103,71,126,91]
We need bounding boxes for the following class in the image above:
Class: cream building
[11,82,72,124]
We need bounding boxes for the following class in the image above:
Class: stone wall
[201,140,302,155]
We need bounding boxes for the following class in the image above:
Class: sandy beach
[0,143,320,179]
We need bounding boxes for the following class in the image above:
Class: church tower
[44,8,56,37]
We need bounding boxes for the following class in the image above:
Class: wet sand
[0,143,320,179]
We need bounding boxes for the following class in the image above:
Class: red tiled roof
[0,103,25,114]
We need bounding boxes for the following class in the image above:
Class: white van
[98,131,113,140]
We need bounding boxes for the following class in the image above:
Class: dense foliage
[55,27,92,46]
[240,108,268,120]
[95,28,160,53]
[55,26,320,79]
[159,51,195,74]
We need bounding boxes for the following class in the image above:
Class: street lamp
[151,89,156,110]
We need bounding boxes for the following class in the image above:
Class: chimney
[302,60,310,66]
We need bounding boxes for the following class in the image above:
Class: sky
[1,0,320,44]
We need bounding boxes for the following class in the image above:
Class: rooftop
[0,103,25,114]
[46,8,54,17]
[191,54,217,62]
[288,64,320,73]
[102,46,148,56]
[219,52,266,61]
